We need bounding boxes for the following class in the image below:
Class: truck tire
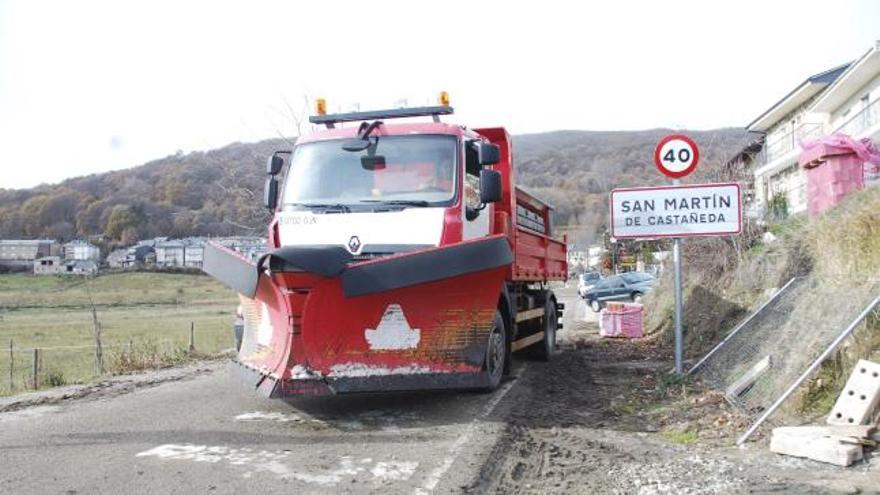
[532,299,558,361]
[483,310,507,391]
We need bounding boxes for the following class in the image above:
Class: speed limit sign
[654,134,699,178]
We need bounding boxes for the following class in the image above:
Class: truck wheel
[590,299,602,312]
[631,292,643,303]
[483,310,507,391]
[532,299,558,361]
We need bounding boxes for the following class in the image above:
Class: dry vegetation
[641,187,880,412]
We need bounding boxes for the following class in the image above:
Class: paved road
[0,289,589,495]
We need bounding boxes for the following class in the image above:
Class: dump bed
[511,186,567,282]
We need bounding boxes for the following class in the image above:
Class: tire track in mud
[464,337,655,494]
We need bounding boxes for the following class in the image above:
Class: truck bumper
[230,360,493,397]
[205,236,513,397]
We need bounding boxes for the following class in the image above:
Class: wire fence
[1,322,235,396]
[694,275,880,424]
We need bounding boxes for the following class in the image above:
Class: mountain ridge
[0,128,750,246]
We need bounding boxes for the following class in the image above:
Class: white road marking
[415,373,519,494]
[371,461,419,481]
[136,444,418,486]
[234,411,303,423]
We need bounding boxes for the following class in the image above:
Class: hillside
[0,128,749,246]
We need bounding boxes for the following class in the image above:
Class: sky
[0,0,878,189]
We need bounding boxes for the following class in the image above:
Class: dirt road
[1,288,877,494]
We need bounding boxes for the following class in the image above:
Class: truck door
[462,143,491,240]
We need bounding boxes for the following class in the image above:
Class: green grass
[661,429,698,445]
[0,272,238,395]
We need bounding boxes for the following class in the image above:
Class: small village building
[63,240,101,262]
[67,260,98,275]
[33,256,63,275]
[155,240,186,267]
[106,249,128,268]
[1,240,58,270]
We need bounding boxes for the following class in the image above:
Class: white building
[748,41,880,217]
[747,64,849,215]
[34,256,63,275]
[182,239,205,268]
[155,240,185,267]
[154,238,205,268]
[64,240,101,262]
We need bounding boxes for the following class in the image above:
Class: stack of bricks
[799,137,875,217]
[599,302,644,338]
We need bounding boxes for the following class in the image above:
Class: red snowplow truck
[204,98,567,397]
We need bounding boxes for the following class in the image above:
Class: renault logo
[347,236,362,254]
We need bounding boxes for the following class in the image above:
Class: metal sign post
[654,135,699,373]
[655,135,699,374]
[672,180,683,373]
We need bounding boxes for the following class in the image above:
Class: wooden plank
[511,332,544,352]
[773,425,875,439]
[827,359,880,426]
[515,308,544,323]
[770,431,864,467]
[725,355,771,400]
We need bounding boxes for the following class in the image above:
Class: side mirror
[267,151,291,175]
[475,141,500,166]
[361,155,386,170]
[479,169,502,204]
[264,177,279,210]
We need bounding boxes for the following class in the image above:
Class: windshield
[282,135,458,209]
[582,272,600,282]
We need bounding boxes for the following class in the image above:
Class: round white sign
[654,134,700,178]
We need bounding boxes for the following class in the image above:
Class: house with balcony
[747,64,850,216]
[746,41,880,217]
[809,41,880,187]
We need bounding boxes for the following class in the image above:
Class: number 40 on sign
[654,134,700,179]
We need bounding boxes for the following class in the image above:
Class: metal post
[672,178,683,374]
[673,237,683,373]
[8,339,13,392]
[32,348,39,390]
[189,322,195,352]
[737,293,880,445]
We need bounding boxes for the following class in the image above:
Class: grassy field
[0,272,239,395]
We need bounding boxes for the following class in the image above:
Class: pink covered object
[799,134,880,217]
[599,302,644,338]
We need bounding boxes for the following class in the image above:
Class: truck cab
[263,106,504,257]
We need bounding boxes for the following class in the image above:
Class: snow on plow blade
[203,236,513,397]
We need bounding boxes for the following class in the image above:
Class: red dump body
[204,109,567,397]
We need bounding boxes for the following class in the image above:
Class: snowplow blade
[203,236,513,397]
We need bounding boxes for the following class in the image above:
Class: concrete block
[827,359,880,426]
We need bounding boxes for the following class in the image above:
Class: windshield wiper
[288,202,351,212]
[358,199,430,207]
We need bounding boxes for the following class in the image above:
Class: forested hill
[514,128,750,244]
[0,128,749,246]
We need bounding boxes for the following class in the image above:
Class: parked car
[583,271,655,312]
[578,271,602,298]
